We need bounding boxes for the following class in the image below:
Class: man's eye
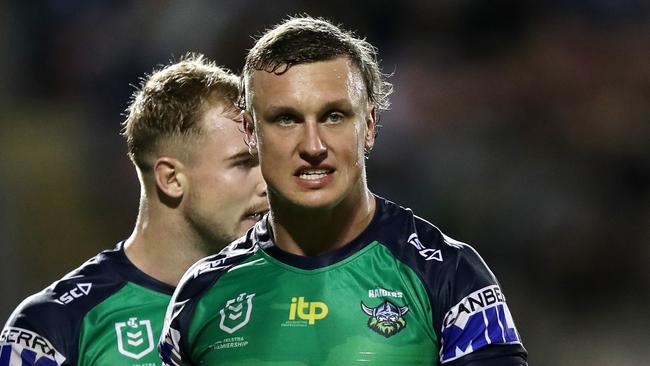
[276,115,295,125]
[327,113,344,123]
[234,156,259,168]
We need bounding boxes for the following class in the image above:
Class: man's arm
[445,344,528,366]
[1,295,70,366]
[432,237,528,365]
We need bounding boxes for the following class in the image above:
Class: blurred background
[1,1,648,364]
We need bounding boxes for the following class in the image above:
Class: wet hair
[241,16,392,115]
[123,53,239,170]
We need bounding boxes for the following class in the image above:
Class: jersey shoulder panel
[159,227,260,366]
[371,198,496,320]
[372,197,526,364]
[1,246,130,366]
[409,216,527,363]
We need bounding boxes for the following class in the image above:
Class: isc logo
[53,283,92,305]
[407,234,443,262]
[288,297,328,325]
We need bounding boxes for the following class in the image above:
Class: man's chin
[241,217,261,230]
[267,184,352,214]
[283,191,341,211]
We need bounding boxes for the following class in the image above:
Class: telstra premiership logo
[288,297,328,325]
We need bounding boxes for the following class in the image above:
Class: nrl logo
[361,300,409,338]
[219,293,255,334]
[115,317,154,359]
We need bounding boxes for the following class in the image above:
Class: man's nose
[254,168,267,197]
[298,120,327,164]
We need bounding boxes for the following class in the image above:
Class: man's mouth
[295,166,335,181]
[243,207,269,222]
[298,169,331,180]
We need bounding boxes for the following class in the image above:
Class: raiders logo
[361,300,409,338]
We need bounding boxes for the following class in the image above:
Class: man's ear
[153,157,185,200]
[243,111,258,155]
[364,105,377,152]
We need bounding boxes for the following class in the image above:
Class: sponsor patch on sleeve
[440,285,521,363]
[0,327,66,366]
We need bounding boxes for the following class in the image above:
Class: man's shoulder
[1,285,76,366]
[376,197,500,303]
[175,235,259,302]
[377,198,527,364]
[412,213,486,266]
[8,246,125,319]
[376,196,481,266]
[2,246,128,365]
[160,234,260,365]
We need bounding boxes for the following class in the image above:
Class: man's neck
[270,189,376,257]
[123,209,215,287]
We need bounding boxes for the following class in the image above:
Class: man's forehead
[201,97,242,122]
[247,58,365,105]
[251,57,356,81]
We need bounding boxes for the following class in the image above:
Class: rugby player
[1,54,268,365]
[160,18,527,365]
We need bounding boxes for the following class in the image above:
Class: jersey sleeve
[1,296,69,366]
[362,197,528,365]
[159,310,187,366]
[158,263,207,366]
[431,236,527,365]
[159,249,245,366]
[159,230,260,366]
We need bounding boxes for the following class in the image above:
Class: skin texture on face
[183,100,268,252]
[247,57,375,214]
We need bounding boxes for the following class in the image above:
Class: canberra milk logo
[115,317,154,360]
[440,285,521,362]
[0,327,66,366]
[219,293,255,334]
[361,300,409,338]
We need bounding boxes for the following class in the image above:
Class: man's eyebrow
[263,100,355,118]
[263,105,301,118]
[225,150,253,162]
[318,99,354,114]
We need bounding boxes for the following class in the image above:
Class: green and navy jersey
[160,196,527,365]
[1,242,174,366]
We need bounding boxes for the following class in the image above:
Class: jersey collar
[257,195,387,270]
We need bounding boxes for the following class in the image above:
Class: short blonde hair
[123,53,239,170]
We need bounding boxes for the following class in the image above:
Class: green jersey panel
[79,282,170,366]
[161,196,528,365]
[189,242,436,365]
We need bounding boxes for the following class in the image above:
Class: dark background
[1,1,649,365]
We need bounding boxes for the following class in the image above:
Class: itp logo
[289,297,328,325]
